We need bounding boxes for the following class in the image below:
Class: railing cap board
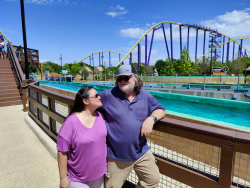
[234,132,250,143]
[158,117,238,139]
[29,81,75,106]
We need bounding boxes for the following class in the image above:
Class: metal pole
[162,24,170,58]
[175,74,177,88]
[220,75,222,91]
[179,25,182,53]
[105,74,106,83]
[60,54,62,70]
[210,36,213,75]
[203,31,206,74]
[83,74,84,82]
[222,36,225,63]
[195,29,198,60]
[77,74,78,81]
[187,27,190,52]
[240,39,243,57]
[204,74,206,90]
[141,74,142,80]
[99,53,100,66]
[145,34,147,66]
[20,0,29,79]
[101,52,104,67]
[152,74,153,86]
[71,76,72,82]
[238,74,240,91]
[113,73,114,84]
[189,74,191,89]
[109,51,111,67]
[130,53,132,65]
[226,38,230,61]
[138,43,140,69]
[170,23,173,59]
[163,74,164,88]
[148,28,155,65]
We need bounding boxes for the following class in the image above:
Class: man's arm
[141,109,165,137]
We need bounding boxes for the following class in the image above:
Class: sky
[1,0,250,67]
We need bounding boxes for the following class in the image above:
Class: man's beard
[119,80,135,95]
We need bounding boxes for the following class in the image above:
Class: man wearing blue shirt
[99,64,165,188]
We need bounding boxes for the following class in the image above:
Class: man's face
[117,75,135,94]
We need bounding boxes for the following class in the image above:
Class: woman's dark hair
[1,38,4,41]
[67,86,94,118]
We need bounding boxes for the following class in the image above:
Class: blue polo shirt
[98,87,165,162]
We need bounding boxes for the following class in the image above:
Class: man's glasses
[117,76,131,82]
[89,94,100,98]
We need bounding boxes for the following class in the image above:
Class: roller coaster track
[0,30,10,42]
[195,37,250,62]
[77,50,138,64]
[115,21,250,67]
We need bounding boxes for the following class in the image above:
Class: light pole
[59,54,62,70]
[20,0,29,79]
[91,53,94,82]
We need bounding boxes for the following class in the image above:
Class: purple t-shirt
[57,111,107,182]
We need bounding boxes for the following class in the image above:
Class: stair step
[0,96,22,103]
[0,73,14,76]
[0,79,16,83]
[0,100,23,107]
[0,70,13,74]
[0,64,12,68]
[0,82,17,86]
[0,62,11,66]
[0,89,20,94]
[0,85,19,90]
[0,93,20,98]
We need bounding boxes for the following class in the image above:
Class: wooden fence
[24,81,250,188]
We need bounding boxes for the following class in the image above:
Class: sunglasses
[88,94,100,98]
[117,76,131,82]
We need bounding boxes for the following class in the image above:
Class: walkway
[0,105,59,188]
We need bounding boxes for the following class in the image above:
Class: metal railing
[25,80,250,188]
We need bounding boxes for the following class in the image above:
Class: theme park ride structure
[113,21,250,67]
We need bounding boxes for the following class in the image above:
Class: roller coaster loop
[115,21,250,67]
[195,37,250,63]
[0,30,10,43]
[77,50,138,65]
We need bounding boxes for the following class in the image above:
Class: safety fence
[25,81,250,188]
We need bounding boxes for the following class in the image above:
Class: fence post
[238,74,240,91]
[71,76,72,82]
[175,74,177,88]
[204,74,206,90]
[152,74,153,86]
[97,74,98,82]
[220,75,222,91]
[189,74,191,89]
[83,74,84,82]
[77,74,78,81]
[163,74,164,88]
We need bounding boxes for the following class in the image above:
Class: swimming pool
[40,81,250,132]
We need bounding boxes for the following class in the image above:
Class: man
[99,64,165,188]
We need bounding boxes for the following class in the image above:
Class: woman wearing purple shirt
[57,86,107,188]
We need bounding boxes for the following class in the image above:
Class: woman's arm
[58,151,70,188]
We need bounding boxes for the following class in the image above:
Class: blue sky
[1,0,250,66]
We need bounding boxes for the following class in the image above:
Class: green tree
[71,63,82,76]
[155,58,176,76]
[174,46,195,75]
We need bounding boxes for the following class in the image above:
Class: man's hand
[60,176,70,188]
[141,117,155,137]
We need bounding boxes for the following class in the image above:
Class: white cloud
[200,8,250,37]
[105,5,128,18]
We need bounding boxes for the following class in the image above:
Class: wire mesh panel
[147,130,221,178]
[127,169,193,188]
[233,152,250,187]
[53,100,69,119]
[37,93,48,107]
[29,89,36,100]
[51,120,62,136]
[29,102,37,116]
[37,109,49,128]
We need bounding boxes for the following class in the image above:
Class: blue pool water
[40,81,250,132]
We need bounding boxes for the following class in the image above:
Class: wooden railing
[13,45,39,65]
[26,81,250,188]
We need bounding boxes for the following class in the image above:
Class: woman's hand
[60,176,70,188]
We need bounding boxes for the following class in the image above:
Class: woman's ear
[82,98,89,105]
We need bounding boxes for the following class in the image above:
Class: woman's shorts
[69,176,104,188]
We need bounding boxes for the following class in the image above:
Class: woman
[57,86,107,188]
[0,38,5,59]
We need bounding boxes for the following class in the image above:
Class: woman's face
[86,89,102,108]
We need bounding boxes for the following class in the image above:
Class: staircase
[0,59,23,107]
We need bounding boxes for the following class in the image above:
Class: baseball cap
[117,65,137,76]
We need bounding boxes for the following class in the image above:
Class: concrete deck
[0,105,59,188]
